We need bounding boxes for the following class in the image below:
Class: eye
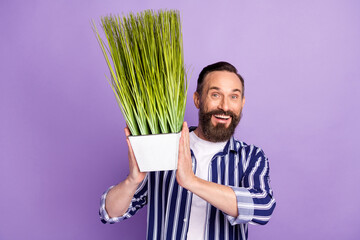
[231,95,239,99]
[211,93,219,98]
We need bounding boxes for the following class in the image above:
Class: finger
[124,128,133,150]
[179,128,184,153]
[126,138,134,154]
[180,122,186,146]
[182,122,188,138]
[177,144,183,171]
[185,121,189,141]
[181,122,186,134]
[183,122,190,152]
[124,127,131,138]
[124,128,136,158]
[178,128,186,162]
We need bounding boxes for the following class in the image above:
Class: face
[194,71,245,142]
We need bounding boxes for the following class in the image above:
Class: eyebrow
[208,86,242,94]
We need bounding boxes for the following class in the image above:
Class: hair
[196,61,245,97]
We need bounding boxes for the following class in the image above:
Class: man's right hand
[104,127,147,218]
[124,127,146,185]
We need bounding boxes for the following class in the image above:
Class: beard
[198,107,242,142]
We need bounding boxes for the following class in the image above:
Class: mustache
[205,109,237,119]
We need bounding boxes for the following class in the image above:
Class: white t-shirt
[186,131,227,240]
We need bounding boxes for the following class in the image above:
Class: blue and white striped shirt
[100,131,276,240]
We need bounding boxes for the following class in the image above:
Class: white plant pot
[128,132,181,172]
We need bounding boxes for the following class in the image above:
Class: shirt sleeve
[99,174,149,224]
[226,187,254,225]
[225,146,276,226]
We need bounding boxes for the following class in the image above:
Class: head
[193,61,245,142]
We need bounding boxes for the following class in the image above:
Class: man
[100,61,276,240]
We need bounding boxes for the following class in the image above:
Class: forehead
[203,71,243,93]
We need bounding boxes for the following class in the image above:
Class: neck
[193,125,209,142]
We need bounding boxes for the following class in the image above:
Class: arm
[242,147,276,225]
[176,122,276,225]
[99,127,147,223]
[176,122,238,217]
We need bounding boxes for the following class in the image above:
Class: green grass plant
[93,10,188,136]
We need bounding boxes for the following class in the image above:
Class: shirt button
[183,218,187,222]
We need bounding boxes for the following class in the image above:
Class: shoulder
[232,138,267,159]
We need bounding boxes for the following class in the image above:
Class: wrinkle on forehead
[207,86,242,95]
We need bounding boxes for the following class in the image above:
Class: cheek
[230,102,243,115]
[201,98,217,111]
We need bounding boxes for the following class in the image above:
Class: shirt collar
[189,126,237,155]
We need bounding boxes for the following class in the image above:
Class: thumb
[124,127,131,137]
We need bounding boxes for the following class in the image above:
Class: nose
[218,97,229,112]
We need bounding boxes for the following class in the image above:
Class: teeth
[214,114,230,119]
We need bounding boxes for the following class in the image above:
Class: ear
[193,92,200,109]
[241,96,246,109]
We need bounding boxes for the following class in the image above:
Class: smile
[214,114,231,120]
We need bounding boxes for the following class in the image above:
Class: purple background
[1,0,359,239]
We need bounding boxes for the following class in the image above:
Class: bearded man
[99,61,276,240]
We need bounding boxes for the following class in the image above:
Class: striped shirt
[100,129,276,240]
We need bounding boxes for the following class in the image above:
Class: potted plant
[93,10,188,172]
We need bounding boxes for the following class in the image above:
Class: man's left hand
[176,122,196,189]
